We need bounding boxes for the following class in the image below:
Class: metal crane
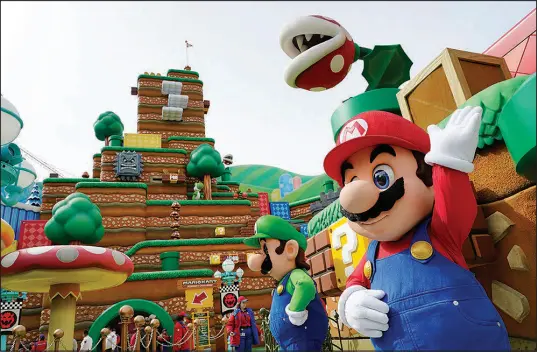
[19,147,75,178]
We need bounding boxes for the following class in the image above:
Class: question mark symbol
[331,223,359,277]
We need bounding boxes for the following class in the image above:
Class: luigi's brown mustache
[341,178,405,222]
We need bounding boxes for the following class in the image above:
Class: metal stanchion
[12,325,26,351]
[150,319,160,352]
[144,326,152,352]
[133,315,145,352]
[119,305,134,352]
[53,329,64,352]
[101,328,110,352]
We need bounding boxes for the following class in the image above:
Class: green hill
[222,165,318,190]
[221,164,338,203]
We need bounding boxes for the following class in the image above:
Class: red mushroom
[1,245,134,345]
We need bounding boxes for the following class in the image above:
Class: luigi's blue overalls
[269,270,328,351]
[365,218,511,350]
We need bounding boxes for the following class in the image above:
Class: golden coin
[411,241,433,260]
[364,261,372,279]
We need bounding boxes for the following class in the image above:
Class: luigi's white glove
[425,106,483,173]
[338,285,390,338]
[285,304,308,326]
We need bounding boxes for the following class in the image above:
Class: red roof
[484,8,536,77]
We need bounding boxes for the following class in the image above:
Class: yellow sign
[215,227,226,236]
[209,254,221,265]
[123,133,162,148]
[328,218,370,289]
[185,287,213,310]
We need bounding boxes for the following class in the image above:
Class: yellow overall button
[411,241,433,260]
[364,261,372,279]
[276,284,284,295]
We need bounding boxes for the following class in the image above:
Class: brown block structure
[397,48,511,130]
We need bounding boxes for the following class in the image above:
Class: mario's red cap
[324,111,430,186]
[237,296,248,304]
[178,311,187,317]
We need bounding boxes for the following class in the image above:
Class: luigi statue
[244,215,328,351]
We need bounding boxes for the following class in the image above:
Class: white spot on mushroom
[112,250,126,265]
[1,251,19,268]
[310,87,326,92]
[56,246,79,263]
[82,246,106,254]
[330,55,345,73]
[27,246,53,255]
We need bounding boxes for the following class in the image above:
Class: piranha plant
[1,192,133,345]
[186,144,226,200]
[93,111,124,146]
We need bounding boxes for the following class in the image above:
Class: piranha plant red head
[280,15,357,91]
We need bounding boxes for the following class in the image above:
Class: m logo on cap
[339,118,368,144]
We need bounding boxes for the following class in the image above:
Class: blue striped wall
[1,205,40,240]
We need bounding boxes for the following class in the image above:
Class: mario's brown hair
[275,240,311,271]
[412,150,433,187]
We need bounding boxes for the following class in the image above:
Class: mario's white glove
[425,106,482,173]
[285,304,308,326]
[338,285,389,338]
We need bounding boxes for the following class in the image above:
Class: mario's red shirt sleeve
[430,165,477,250]
[345,254,371,289]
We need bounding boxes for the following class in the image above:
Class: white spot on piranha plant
[1,251,19,268]
[27,246,53,255]
[310,87,327,92]
[112,250,126,265]
[56,246,79,263]
[82,246,107,254]
[330,55,345,73]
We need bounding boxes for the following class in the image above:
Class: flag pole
[185,40,190,67]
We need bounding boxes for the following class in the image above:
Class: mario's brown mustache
[341,178,405,222]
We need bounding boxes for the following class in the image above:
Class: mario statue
[323,106,510,350]
[244,215,328,351]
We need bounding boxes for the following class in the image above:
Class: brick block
[310,253,326,275]
[305,238,316,258]
[314,229,331,251]
[471,234,496,261]
[319,271,341,296]
[462,237,476,262]
[323,249,335,270]
[313,276,322,293]
[471,206,489,234]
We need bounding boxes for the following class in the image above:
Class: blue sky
[1,1,535,180]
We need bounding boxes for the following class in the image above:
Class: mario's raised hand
[425,106,482,173]
[338,286,390,338]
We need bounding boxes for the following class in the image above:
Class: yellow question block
[271,189,281,201]
[328,217,370,289]
[123,133,162,148]
[209,254,221,265]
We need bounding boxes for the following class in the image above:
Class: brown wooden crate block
[310,252,326,275]
[471,234,496,261]
[305,237,316,258]
[462,237,476,262]
[323,249,335,270]
[320,271,341,296]
[314,229,331,251]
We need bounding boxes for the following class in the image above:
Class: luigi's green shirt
[281,268,317,312]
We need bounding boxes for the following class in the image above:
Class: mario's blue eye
[372,164,395,190]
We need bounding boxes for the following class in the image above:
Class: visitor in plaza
[30,335,47,352]
[79,330,93,352]
[183,315,195,351]
[173,312,190,352]
[226,296,261,352]
[105,327,117,351]
[157,328,171,352]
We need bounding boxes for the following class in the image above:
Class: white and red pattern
[18,220,51,249]
[258,192,270,215]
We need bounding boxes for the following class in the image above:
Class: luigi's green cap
[243,215,307,251]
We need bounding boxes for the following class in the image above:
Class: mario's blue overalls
[365,218,511,350]
[269,270,328,351]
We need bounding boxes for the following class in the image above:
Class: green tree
[93,111,124,146]
[186,144,225,200]
[44,193,105,245]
